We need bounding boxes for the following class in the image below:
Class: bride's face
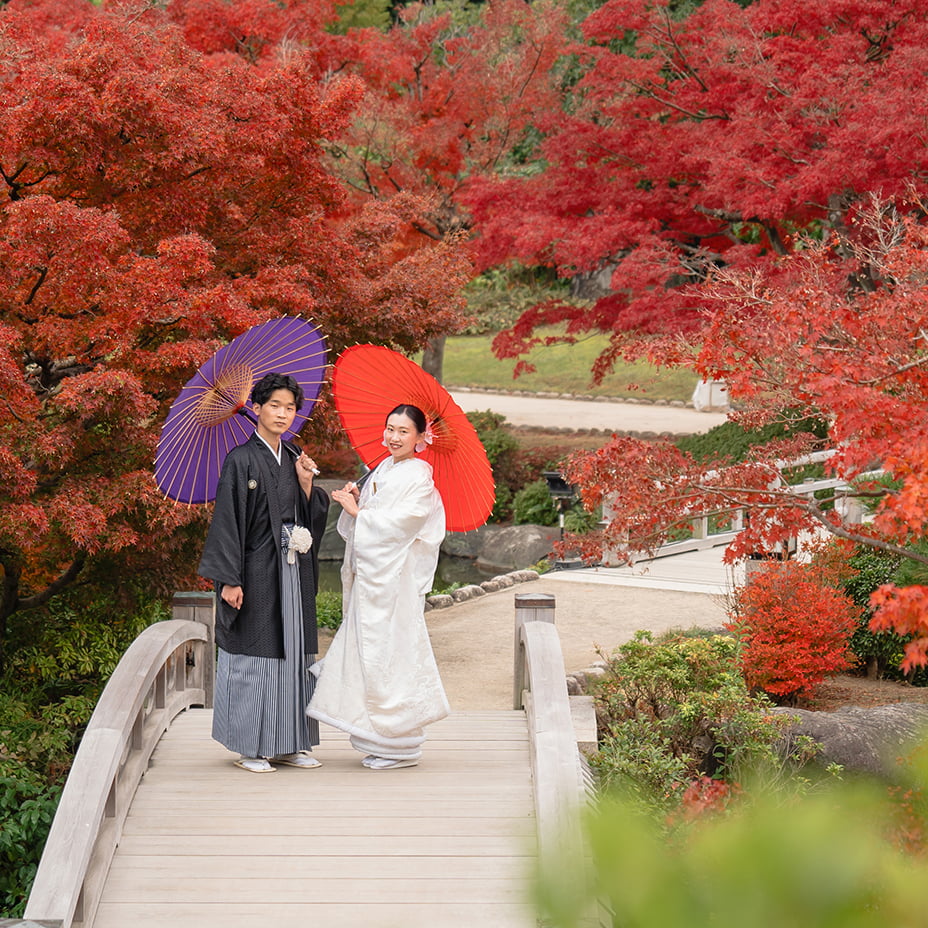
[383,412,422,462]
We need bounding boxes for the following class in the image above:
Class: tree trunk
[0,559,20,672]
[421,335,445,383]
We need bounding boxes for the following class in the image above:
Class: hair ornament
[415,424,435,454]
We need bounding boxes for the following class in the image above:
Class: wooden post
[513,592,556,710]
[172,592,216,708]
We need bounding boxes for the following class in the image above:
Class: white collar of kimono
[255,431,282,465]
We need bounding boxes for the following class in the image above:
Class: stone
[441,526,492,559]
[507,570,541,583]
[474,524,560,574]
[426,593,455,609]
[451,584,485,602]
[772,703,928,779]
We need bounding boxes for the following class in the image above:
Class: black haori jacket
[198,433,330,658]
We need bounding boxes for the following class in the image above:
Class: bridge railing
[23,592,216,928]
[602,450,880,566]
[512,592,590,874]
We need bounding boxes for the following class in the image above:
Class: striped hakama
[212,525,320,758]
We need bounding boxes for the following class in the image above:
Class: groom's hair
[252,372,304,410]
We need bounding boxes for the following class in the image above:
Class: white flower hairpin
[415,424,435,454]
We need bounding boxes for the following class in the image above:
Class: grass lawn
[439,331,697,403]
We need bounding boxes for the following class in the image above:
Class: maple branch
[650,7,709,93]
[686,476,928,567]
[623,80,728,122]
[25,266,47,305]
[514,41,544,102]
[16,554,87,611]
[803,502,928,565]
[856,345,928,386]
[2,158,57,199]
[410,220,443,242]
[1,399,25,423]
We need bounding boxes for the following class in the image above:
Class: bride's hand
[332,487,359,517]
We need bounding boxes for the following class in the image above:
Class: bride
[307,404,449,769]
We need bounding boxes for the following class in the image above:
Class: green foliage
[563,503,601,534]
[462,264,570,335]
[490,483,514,524]
[675,413,828,465]
[590,631,790,818]
[841,544,919,682]
[536,778,928,928]
[512,478,559,526]
[892,537,928,588]
[465,410,561,522]
[0,589,170,916]
[331,0,392,32]
[466,409,520,522]
[316,591,343,631]
[466,410,520,470]
[6,593,168,704]
[0,775,61,917]
[430,580,464,597]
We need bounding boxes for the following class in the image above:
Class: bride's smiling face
[383,412,422,462]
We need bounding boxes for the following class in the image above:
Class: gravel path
[451,389,728,435]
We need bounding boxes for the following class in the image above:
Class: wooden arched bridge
[19,591,596,928]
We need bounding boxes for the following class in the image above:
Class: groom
[199,372,330,773]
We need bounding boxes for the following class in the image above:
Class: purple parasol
[154,316,327,504]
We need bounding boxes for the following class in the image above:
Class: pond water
[317,553,497,595]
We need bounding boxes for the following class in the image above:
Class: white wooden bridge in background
[19,591,594,928]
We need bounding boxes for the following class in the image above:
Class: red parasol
[154,316,327,504]
[332,344,495,533]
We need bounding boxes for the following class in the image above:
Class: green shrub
[0,775,62,918]
[466,410,522,522]
[0,589,171,917]
[563,504,601,534]
[512,478,559,526]
[466,409,520,468]
[841,544,914,681]
[535,777,928,928]
[461,264,569,335]
[490,483,514,523]
[590,631,791,817]
[675,413,828,464]
[892,537,928,588]
[316,591,343,631]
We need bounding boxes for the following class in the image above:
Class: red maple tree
[464,0,928,379]
[322,0,565,375]
[564,201,928,668]
[0,0,469,663]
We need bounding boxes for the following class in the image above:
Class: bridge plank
[93,902,533,928]
[115,833,535,856]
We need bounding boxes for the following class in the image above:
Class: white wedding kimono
[307,456,450,760]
